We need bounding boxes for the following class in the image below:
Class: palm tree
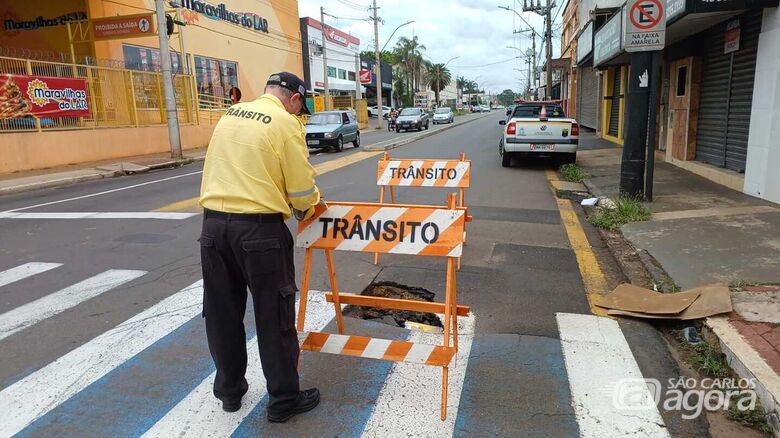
[393,36,426,97]
[427,63,452,106]
[456,76,467,105]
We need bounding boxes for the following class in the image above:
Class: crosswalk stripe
[361,314,476,437]
[142,291,336,437]
[0,262,62,288]
[0,212,198,220]
[0,269,147,341]
[556,313,670,437]
[0,280,203,437]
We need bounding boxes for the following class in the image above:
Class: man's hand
[293,198,328,221]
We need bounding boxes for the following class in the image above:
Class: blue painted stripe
[232,319,409,437]
[18,314,257,438]
[453,334,580,437]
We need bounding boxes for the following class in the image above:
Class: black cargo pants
[199,209,300,414]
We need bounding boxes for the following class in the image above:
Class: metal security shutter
[726,11,761,171]
[577,67,598,129]
[608,69,621,136]
[696,11,761,172]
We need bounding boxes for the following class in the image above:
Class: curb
[363,113,492,152]
[0,155,206,196]
[705,316,780,436]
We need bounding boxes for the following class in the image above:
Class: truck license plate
[307,140,319,145]
[530,144,554,151]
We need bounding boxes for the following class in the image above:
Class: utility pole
[155,0,181,159]
[354,53,362,100]
[523,0,554,99]
[371,0,384,129]
[320,6,330,110]
[514,27,538,98]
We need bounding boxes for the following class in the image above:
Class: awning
[591,0,779,68]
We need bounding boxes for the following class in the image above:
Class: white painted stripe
[389,209,464,256]
[403,343,436,364]
[142,290,334,438]
[0,262,62,288]
[0,280,203,437]
[361,338,393,359]
[446,244,463,258]
[556,313,670,437]
[399,160,424,186]
[320,333,351,354]
[296,205,354,248]
[362,313,476,436]
[0,269,147,341]
[0,212,198,220]
[4,170,203,213]
[444,162,471,187]
[421,161,448,187]
[376,160,401,186]
[334,206,406,252]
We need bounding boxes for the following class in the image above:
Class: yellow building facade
[0,0,303,173]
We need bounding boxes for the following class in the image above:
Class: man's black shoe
[222,398,242,413]
[267,388,320,423]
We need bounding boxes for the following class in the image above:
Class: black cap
[267,72,311,115]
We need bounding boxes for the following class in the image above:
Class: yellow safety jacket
[199,94,320,219]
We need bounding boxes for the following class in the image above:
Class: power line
[451,57,521,69]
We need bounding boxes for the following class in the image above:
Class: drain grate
[342,281,443,328]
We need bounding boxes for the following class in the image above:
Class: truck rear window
[512,104,566,119]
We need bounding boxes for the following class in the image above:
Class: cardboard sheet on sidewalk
[593,283,732,320]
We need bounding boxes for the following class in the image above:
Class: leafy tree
[497,89,517,107]
[360,50,396,65]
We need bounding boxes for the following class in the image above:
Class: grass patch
[558,163,589,183]
[587,196,652,230]
[727,396,773,434]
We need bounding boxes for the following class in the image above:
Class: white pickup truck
[498,100,579,167]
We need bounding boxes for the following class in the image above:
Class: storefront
[575,21,600,130]
[299,17,361,98]
[1,0,303,100]
[592,7,630,144]
[0,0,304,173]
[360,56,392,107]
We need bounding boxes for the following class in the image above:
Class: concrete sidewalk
[576,133,780,433]
[0,112,489,197]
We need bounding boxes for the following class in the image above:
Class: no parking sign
[624,0,666,52]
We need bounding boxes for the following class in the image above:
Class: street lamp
[380,20,415,52]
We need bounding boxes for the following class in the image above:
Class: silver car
[432,107,454,124]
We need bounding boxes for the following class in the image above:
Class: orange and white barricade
[296,194,469,420]
[375,152,471,267]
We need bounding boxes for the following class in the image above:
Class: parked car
[498,100,579,167]
[432,107,454,124]
[395,107,430,132]
[304,110,360,152]
[368,105,392,118]
[479,105,491,112]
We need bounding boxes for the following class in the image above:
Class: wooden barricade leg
[389,186,396,204]
[449,257,459,352]
[441,256,456,420]
[374,186,386,265]
[296,248,313,332]
[325,250,346,334]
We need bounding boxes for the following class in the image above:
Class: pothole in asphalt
[342,281,443,328]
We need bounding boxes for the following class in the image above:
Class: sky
[297,0,564,94]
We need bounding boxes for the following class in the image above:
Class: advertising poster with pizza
[0,74,91,119]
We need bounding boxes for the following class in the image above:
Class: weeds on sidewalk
[728,395,773,434]
[558,163,589,182]
[588,197,652,230]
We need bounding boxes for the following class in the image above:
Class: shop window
[327,66,337,78]
[338,69,347,80]
[123,44,182,73]
[676,66,687,97]
[348,71,356,81]
[194,55,238,99]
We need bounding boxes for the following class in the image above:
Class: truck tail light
[506,122,516,135]
[571,123,579,136]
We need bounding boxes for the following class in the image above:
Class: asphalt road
[0,112,706,437]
